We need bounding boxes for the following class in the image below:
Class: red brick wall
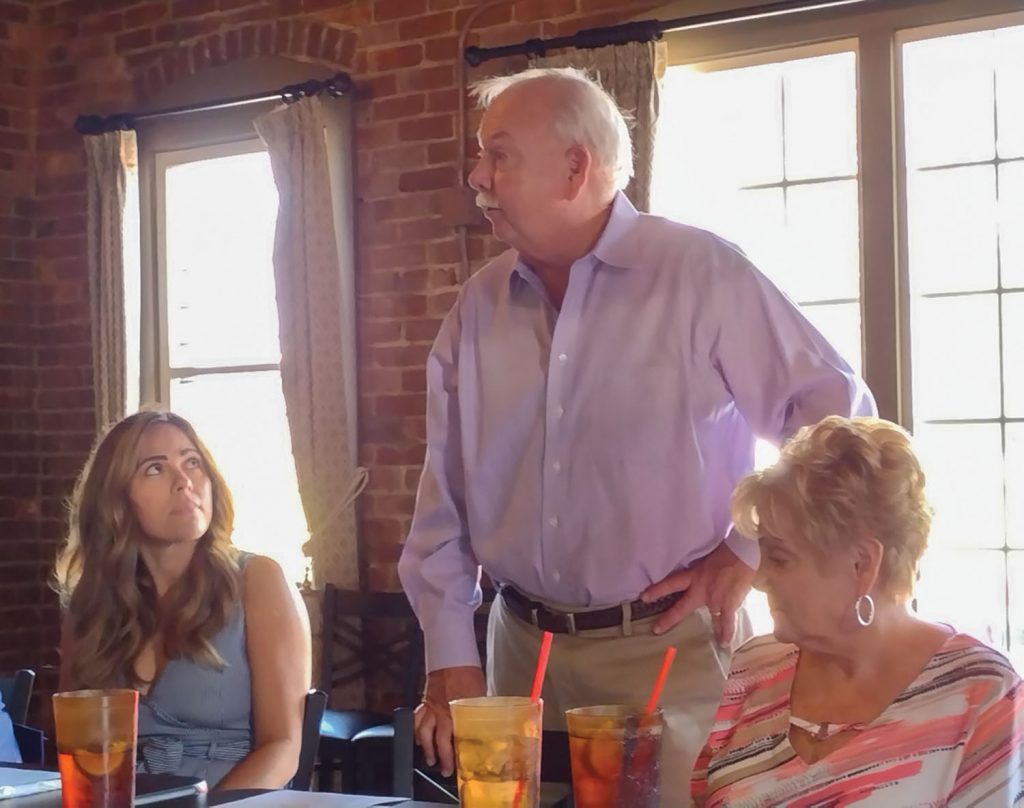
[0,0,659,694]
[0,0,52,680]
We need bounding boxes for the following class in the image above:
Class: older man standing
[398,67,875,804]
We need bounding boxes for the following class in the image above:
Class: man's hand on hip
[414,665,486,777]
[641,542,756,646]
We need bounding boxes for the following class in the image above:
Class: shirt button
[552,571,561,582]
[554,406,564,418]
[557,353,568,363]
[552,461,561,472]
[548,516,559,527]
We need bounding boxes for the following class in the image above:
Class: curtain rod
[464,0,874,66]
[74,71,353,135]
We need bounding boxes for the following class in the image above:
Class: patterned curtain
[84,130,136,428]
[255,97,366,593]
[531,40,664,211]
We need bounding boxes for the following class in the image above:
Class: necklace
[789,715,867,741]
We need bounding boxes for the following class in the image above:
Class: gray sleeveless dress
[135,552,252,788]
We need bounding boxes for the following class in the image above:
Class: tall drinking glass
[450,696,542,808]
[566,705,663,808]
[52,689,138,808]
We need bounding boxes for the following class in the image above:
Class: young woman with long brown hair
[54,410,311,790]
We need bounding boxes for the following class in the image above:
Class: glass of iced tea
[52,689,138,808]
[450,696,542,808]
[566,705,663,808]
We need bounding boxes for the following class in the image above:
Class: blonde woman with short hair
[692,416,1023,807]
[55,410,311,790]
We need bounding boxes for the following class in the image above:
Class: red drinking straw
[645,646,677,714]
[514,631,553,808]
[530,631,554,703]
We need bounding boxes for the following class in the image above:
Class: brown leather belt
[499,585,682,635]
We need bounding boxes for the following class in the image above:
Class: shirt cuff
[423,607,483,674]
[724,525,760,570]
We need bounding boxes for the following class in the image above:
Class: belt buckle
[563,611,577,635]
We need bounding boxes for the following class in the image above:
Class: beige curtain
[85,130,136,429]
[255,97,366,592]
[531,40,664,211]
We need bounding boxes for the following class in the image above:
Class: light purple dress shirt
[398,192,875,672]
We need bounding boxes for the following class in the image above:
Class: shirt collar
[509,191,640,290]
[591,190,639,270]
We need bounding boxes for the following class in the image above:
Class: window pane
[171,370,309,585]
[1001,162,1024,290]
[658,64,784,191]
[801,302,862,377]
[165,150,281,369]
[903,21,1024,665]
[783,52,858,180]
[1003,293,1024,417]
[784,180,860,302]
[996,26,1024,159]
[903,30,995,168]
[915,549,1007,650]
[914,423,1004,550]
[911,295,1001,420]
[907,165,998,295]
[1006,426,1024,550]
[1008,551,1024,671]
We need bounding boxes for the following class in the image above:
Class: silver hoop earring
[854,594,875,627]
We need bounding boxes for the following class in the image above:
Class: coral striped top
[691,633,1023,807]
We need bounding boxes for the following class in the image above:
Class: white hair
[470,66,634,194]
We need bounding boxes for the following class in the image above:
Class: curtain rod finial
[326,72,354,97]
[75,113,135,135]
[75,115,103,135]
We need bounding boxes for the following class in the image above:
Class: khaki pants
[487,592,746,808]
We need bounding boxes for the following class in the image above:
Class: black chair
[391,706,573,805]
[290,688,328,791]
[12,723,44,765]
[317,586,424,792]
[348,586,503,796]
[0,669,35,725]
[1,668,41,766]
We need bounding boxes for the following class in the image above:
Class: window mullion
[169,363,282,379]
[137,152,162,408]
[857,27,904,425]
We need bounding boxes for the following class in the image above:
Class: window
[129,139,309,585]
[902,23,1024,663]
[655,0,1024,660]
[154,142,309,585]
